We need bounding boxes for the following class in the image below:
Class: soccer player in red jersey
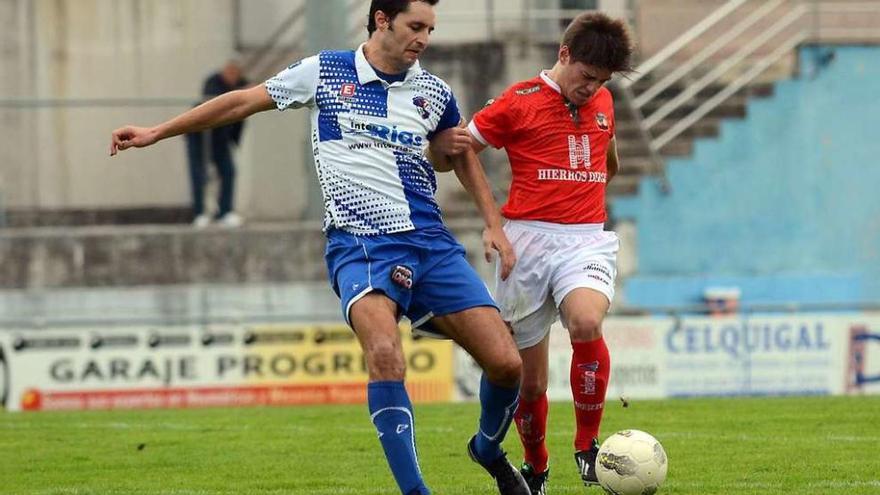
[466,12,634,494]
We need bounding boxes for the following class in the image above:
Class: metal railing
[620,0,880,182]
[631,0,787,112]
[650,6,808,147]
[625,0,750,87]
[622,1,807,158]
[611,80,670,192]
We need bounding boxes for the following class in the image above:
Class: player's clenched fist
[427,125,473,172]
[109,126,159,156]
[431,125,471,156]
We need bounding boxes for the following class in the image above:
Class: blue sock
[368,381,430,495]
[474,373,520,462]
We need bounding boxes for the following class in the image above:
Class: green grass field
[2,396,879,494]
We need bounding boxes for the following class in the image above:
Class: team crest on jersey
[412,96,431,119]
[483,98,496,108]
[339,83,357,102]
[516,85,541,96]
[391,265,414,289]
[596,112,609,131]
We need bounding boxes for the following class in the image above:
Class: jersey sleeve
[594,87,616,138]
[607,92,616,137]
[427,93,462,141]
[436,93,462,133]
[468,89,518,149]
[265,56,320,111]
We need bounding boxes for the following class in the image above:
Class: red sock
[570,337,610,451]
[513,393,549,473]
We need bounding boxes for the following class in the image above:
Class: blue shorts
[325,226,498,336]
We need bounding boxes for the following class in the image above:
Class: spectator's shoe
[520,463,549,495]
[217,212,243,228]
[467,436,530,495]
[574,439,601,486]
[192,214,211,229]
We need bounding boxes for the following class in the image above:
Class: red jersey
[469,72,615,224]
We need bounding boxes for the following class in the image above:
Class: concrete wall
[0,0,237,210]
[0,0,637,220]
[0,282,343,327]
[613,46,880,308]
[0,0,319,220]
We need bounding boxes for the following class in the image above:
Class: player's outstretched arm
[109,84,276,156]
[449,141,516,280]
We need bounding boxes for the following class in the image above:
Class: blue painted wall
[613,46,880,308]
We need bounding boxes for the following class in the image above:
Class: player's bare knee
[568,313,604,342]
[519,378,548,402]
[484,352,522,388]
[363,343,406,380]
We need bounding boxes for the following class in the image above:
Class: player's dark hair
[367,0,439,37]
[562,12,634,73]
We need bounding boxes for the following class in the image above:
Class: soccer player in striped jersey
[109,1,529,494]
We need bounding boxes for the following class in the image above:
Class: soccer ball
[596,429,668,495]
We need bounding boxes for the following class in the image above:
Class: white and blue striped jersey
[265,44,461,235]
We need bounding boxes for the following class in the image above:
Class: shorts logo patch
[391,265,414,289]
[583,262,612,285]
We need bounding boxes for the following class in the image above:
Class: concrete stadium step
[624,80,775,101]
[3,207,192,228]
[615,138,693,159]
[614,118,723,141]
[618,157,662,176]
[0,222,492,289]
[598,77,781,199]
[637,93,750,120]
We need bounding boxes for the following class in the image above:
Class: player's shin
[570,337,610,450]
[368,381,431,495]
[473,373,520,462]
[514,392,550,473]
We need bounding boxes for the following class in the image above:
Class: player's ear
[559,45,571,65]
[375,11,391,32]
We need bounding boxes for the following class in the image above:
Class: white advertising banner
[660,314,846,397]
[0,324,454,412]
[453,313,880,401]
[3,314,879,411]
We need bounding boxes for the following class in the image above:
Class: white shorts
[496,220,619,349]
